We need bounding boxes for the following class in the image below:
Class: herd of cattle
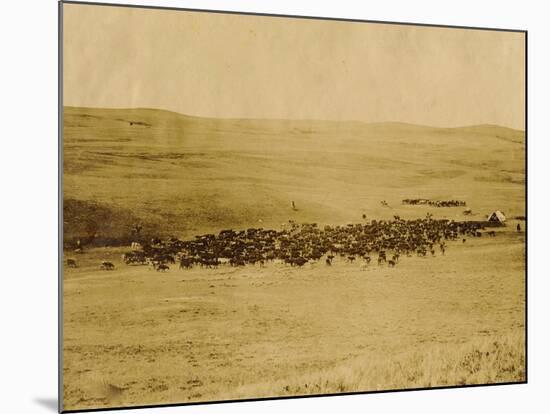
[402,199,467,208]
[77,216,499,272]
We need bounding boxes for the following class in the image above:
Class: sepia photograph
[60,2,526,411]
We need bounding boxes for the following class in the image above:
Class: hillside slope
[63,107,525,245]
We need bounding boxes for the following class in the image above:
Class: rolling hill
[63,106,525,246]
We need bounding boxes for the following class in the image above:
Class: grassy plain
[62,107,525,410]
[63,106,525,243]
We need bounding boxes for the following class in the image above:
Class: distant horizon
[63,105,526,132]
[63,4,525,130]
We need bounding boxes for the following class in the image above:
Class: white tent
[488,210,506,223]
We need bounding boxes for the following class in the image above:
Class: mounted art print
[60,1,527,412]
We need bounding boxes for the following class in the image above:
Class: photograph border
[58,1,528,412]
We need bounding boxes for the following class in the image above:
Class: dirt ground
[63,224,525,410]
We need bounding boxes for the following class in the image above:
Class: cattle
[403,199,466,207]
[119,216,491,272]
[100,261,115,271]
[67,258,77,268]
[155,254,175,264]
[179,257,194,269]
[199,257,220,268]
[289,257,307,267]
[230,257,245,267]
[123,251,147,265]
[156,264,169,272]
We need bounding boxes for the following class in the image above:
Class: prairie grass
[62,108,525,411]
[222,331,525,400]
[63,107,526,242]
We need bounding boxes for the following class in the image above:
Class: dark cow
[100,261,115,271]
[179,257,194,269]
[290,257,307,267]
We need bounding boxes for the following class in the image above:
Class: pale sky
[63,3,526,130]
